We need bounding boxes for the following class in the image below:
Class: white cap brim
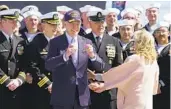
[103,8,120,16]
[22,11,42,18]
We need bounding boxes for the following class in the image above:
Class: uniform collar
[1,31,13,42]
[146,23,158,34]
[44,35,54,42]
[65,32,78,44]
[92,32,103,39]
[81,26,92,34]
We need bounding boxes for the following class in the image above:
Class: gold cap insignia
[29,7,34,11]
[53,14,59,20]
[14,11,20,18]
[97,12,102,18]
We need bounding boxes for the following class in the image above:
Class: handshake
[87,69,106,93]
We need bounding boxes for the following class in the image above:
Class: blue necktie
[71,38,78,67]
[96,36,101,49]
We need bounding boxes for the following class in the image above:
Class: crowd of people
[0,3,170,109]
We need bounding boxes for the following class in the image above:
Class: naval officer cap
[87,7,106,22]
[64,10,81,23]
[79,5,92,13]
[0,5,9,11]
[21,5,42,18]
[103,8,120,16]
[118,19,135,27]
[0,9,22,21]
[56,6,72,12]
[41,12,62,25]
[145,3,161,10]
[121,8,138,18]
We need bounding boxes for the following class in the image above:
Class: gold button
[39,78,41,80]
[48,73,50,75]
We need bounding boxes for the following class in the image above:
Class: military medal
[17,44,24,55]
[109,59,112,65]
[106,44,116,64]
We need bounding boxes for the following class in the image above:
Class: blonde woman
[88,29,160,109]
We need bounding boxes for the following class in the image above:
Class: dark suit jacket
[85,32,123,109]
[79,27,87,37]
[143,23,150,32]
[120,40,135,61]
[153,43,170,109]
[85,32,123,72]
[112,32,121,39]
[0,31,26,84]
[45,34,104,107]
[19,28,29,44]
[0,31,26,109]
[157,44,170,84]
[24,33,52,89]
[19,27,41,71]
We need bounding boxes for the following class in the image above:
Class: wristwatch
[95,74,103,81]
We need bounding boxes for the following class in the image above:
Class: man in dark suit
[45,10,104,109]
[0,9,26,109]
[85,8,123,109]
[153,21,170,109]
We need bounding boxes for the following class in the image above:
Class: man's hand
[47,83,52,94]
[7,79,20,91]
[85,44,95,58]
[26,73,33,84]
[87,69,96,80]
[88,82,105,93]
[65,44,77,59]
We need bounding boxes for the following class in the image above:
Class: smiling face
[119,25,134,42]
[154,26,169,44]
[106,12,118,27]
[24,15,39,33]
[89,20,105,36]
[64,20,81,37]
[42,22,58,37]
[146,8,159,22]
[1,18,18,33]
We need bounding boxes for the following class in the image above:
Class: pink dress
[103,54,159,109]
